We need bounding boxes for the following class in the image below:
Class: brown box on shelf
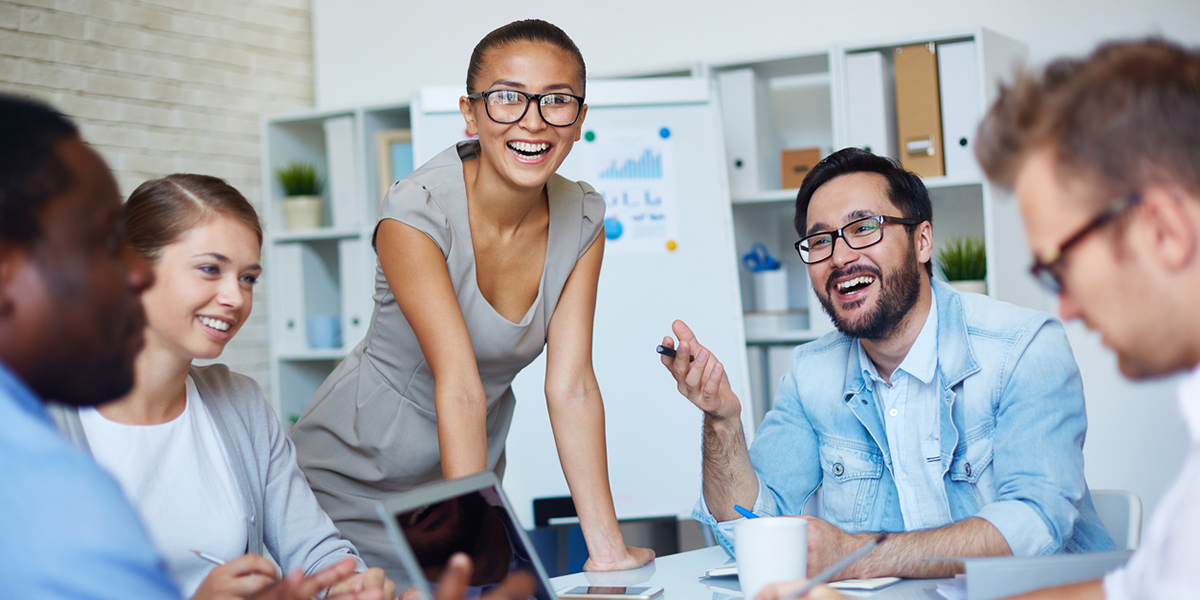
[780,147,822,189]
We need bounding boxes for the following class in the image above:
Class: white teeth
[199,316,231,331]
[508,141,549,154]
[836,276,876,292]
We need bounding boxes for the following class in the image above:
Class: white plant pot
[283,195,322,230]
[948,279,988,295]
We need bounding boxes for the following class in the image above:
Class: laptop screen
[379,473,555,600]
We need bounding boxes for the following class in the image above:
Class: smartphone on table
[555,586,664,599]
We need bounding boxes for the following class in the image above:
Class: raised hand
[659,319,741,421]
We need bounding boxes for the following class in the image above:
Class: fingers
[220,574,277,597]
[753,578,811,600]
[221,553,279,579]
[672,319,698,344]
[434,553,473,600]
[290,558,360,599]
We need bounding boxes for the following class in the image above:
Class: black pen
[656,345,695,362]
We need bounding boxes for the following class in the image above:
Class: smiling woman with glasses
[290,19,654,583]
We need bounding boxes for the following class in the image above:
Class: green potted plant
[938,236,987,294]
[276,161,324,230]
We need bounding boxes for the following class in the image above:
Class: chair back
[1091,489,1143,551]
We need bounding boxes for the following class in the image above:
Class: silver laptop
[377,472,558,600]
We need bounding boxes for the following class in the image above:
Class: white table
[549,546,950,599]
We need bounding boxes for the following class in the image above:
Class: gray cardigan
[49,364,365,576]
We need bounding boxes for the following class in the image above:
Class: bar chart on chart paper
[599,148,664,180]
[581,130,677,254]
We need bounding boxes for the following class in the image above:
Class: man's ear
[915,220,934,266]
[1138,185,1198,273]
[0,240,23,318]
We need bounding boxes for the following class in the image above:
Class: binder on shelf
[323,116,361,228]
[844,51,896,160]
[716,69,776,194]
[893,43,945,178]
[270,243,307,352]
[338,237,374,349]
[938,40,983,179]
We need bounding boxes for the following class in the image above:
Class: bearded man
[659,148,1113,580]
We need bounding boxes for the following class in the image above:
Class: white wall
[1,0,317,399]
[313,0,1200,108]
[312,0,1200,525]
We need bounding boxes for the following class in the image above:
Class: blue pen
[733,505,759,519]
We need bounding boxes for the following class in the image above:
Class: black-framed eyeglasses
[1030,192,1141,294]
[794,215,922,264]
[466,89,585,127]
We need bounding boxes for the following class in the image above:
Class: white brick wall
[1,0,315,398]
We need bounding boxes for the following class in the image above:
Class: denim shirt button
[964,462,972,477]
[833,463,845,476]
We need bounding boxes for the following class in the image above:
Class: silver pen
[191,549,227,566]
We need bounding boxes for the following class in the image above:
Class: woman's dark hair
[794,147,934,277]
[0,94,79,244]
[125,173,262,261]
[466,19,586,96]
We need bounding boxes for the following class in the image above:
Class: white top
[80,376,248,596]
[858,288,952,530]
[1104,362,1200,599]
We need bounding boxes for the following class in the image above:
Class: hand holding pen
[659,319,742,422]
[191,551,280,600]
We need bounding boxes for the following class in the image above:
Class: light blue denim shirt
[861,287,953,530]
[695,280,1114,557]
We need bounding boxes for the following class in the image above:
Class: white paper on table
[830,577,902,590]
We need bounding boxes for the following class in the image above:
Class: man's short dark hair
[794,147,934,277]
[0,94,80,244]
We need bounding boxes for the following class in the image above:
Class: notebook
[377,472,557,600]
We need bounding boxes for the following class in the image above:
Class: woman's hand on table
[582,545,656,571]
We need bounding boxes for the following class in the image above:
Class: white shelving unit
[260,103,412,422]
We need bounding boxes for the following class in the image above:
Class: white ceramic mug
[734,516,807,600]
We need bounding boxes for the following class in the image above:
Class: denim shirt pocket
[947,425,995,513]
[818,442,885,528]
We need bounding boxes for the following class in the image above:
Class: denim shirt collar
[843,280,977,395]
[857,286,940,387]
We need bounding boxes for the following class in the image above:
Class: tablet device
[377,472,557,600]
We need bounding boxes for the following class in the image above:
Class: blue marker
[733,505,759,519]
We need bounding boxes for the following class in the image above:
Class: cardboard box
[780,147,822,189]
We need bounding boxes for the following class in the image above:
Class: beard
[816,240,922,342]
